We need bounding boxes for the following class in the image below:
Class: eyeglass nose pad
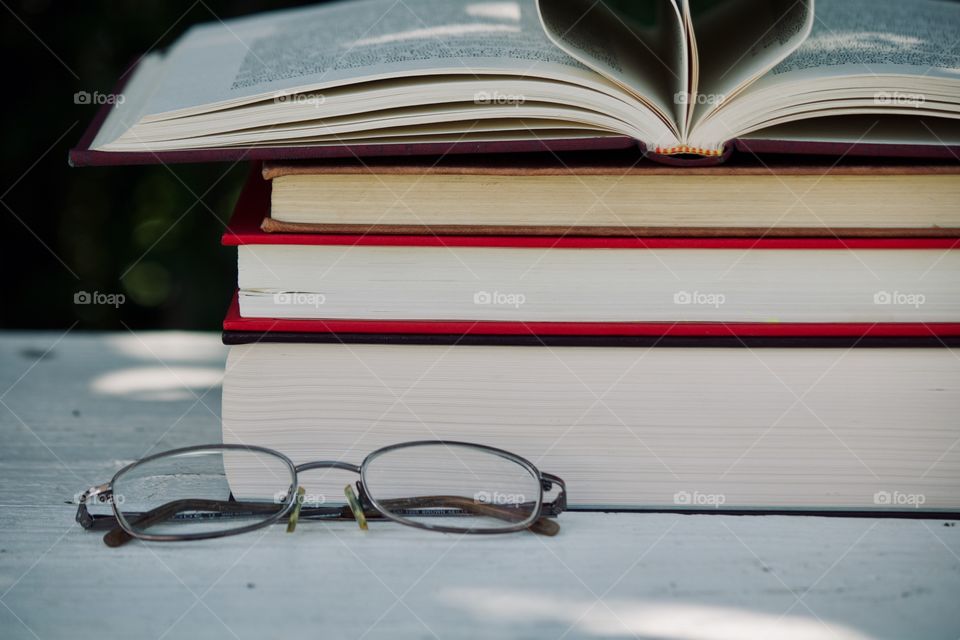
[286,486,306,533]
[344,484,368,531]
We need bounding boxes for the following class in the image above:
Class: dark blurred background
[1,0,321,330]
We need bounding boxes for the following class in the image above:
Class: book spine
[642,142,734,166]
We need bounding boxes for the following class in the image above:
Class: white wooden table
[1,332,958,640]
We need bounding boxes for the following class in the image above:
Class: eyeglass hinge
[540,473,567,516]
[75,483,112,529]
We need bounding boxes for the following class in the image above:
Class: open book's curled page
[87,0,960,161]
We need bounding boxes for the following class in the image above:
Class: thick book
[221,341,960,512]
[260,157,960,237]
[70,0,960,167]
[224,169,960,329]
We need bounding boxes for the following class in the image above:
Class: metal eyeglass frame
[76,440,567,546]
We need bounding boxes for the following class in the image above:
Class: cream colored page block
[222,345,960,509]
[271,173,960,229]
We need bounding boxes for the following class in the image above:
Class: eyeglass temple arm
[82,496,348,548]
[373,494,560,536]
[106,498,303,547]
[366,470,567,535]
[93,494,557,546]
[354,472,566,518]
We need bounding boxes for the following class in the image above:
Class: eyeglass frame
[76,440,567,543]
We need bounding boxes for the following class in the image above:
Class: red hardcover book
[222,167,960,341]
[222,166,960,249]
[222,291,960,345]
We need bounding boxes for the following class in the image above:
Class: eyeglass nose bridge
[295,460,361,474]
[291,460,374,516]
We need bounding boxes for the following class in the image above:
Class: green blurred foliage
[0,0,320,329]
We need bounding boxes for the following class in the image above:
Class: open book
[72,0,960,166]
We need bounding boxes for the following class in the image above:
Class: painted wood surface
[0,332,957,640]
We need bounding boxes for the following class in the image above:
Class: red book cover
[222,165,960,250]
[60,14,960,344]
[222,166,960,346]
[222,290,960,341]
[221,165,959,340]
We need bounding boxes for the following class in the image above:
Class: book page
[687,0,813,129]
[739,114,960,146]
[141,0,614,119]
[763,0,960,82]
[691,0,960,147]
[536,0,686,136]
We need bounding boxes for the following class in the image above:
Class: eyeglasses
[76,441,567,546]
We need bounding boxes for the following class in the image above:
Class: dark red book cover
[221,164,960,340]
[222,164,960,249]
[222,290,960,342]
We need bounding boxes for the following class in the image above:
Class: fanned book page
[694,0,960,146]
[82,0,960,162]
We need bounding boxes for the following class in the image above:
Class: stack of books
[72,0,960,513]
[216,157,960,511]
